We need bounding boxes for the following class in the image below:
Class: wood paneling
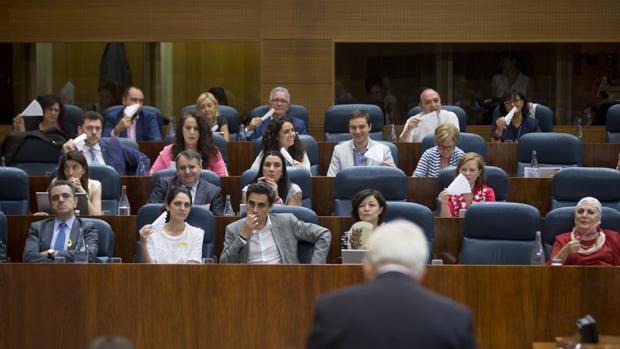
[1,264,620,349]
[262,40,332,85]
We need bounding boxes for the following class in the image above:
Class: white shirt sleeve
[187,227,205,262]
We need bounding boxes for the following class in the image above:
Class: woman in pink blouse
[438,152,495,217]
[149,110,228,176]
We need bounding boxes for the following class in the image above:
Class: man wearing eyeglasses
[400,88,460,143]
[244,86,308,140]
[103,86,162,141]
[220,183,331,264]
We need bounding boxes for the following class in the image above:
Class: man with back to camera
[400,88,460,143]
[148,149,224,216]
[63,111,150,176]
[103,86,162,141]
[306,220,478,349]
[23,180,99,263]
[245,86,308,140]
[220,183,331,264]
[326,109,395,176]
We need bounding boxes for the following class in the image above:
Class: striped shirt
[412,146,464,177]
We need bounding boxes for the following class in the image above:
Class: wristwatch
[47,249,56,258]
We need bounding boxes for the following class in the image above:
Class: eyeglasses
[270,98,289,105]
[247,200,269,209]
[504,98,522,105]
[438,144,456,151]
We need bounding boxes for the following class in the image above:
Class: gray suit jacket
[148,177,225,216]
[220,213,331,264]
[22,217,99,263]
[327,139,395,176]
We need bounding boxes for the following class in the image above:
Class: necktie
[54,223,67,251]
[89,147,98,165]
[186,186,194,203]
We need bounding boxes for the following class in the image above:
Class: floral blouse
[447,184,496,217]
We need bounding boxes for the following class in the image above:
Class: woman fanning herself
[54,151,102,216]
[250,117,310,171]
[243,150,302,206]
[13,95,65,132]
[491,90,541,142]
[439,152,495,217]
[149,110,228,176]
[139,186,205,264]
[550,197,620,266]
[341,189,387,249]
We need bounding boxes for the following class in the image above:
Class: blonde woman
[196,92,230,141]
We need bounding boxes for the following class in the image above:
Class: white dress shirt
[402,109,460,143]
[244,216,282,264]
[82,143,106,166]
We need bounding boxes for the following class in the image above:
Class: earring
[165,210,171,223]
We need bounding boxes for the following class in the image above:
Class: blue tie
[89,147,98,165]
[54,223,67,251]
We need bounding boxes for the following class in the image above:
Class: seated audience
[149,110,228,176]
[245,86,308,140]
[306,220,478,349]
[54,151,102,216]
[439,152,496,218]
[148,149,224,216]
[13,95,66,133]
[341,189,386,249]
[103,86,162,141]
[413,123,464,177]
[63,112,150,176]
[550,197,620,266]
[492,90,541,142]
[327,109,395,176]
[250,117,310,171]
[139,186,205,264]
[23,180,99,263]
[400,88,459,143]
[221,183,331,264]
[243,151,302,206]
[196,91,230,141]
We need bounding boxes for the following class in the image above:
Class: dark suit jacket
[306,271,478,349]
[22,217,99,263]
[147,177,225,216]
[99,137,150,176]
[248,114,308,140]
[103,107,162,141]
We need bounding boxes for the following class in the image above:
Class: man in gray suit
[23,180,99,263]
[148,149,224,216]
[327,109,395,176]
[220,183,331,264]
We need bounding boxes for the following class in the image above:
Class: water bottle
[237,123,247,141]
[118,185,130,215]
[74,229,89,263]
[576,117,584,140]
[0,156,5,167]
[529,150,539,177]
[389,123,397,142]
[530,231,545,265]
[223,195,234,216]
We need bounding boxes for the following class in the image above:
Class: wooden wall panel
[262,40,332,85]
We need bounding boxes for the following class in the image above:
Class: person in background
[550,197,620,266]
[139,186,205,264]
[491,90,540,142]
[250,117,310,171]
[149,110,228,176]
[103,86,162,141]
[245,86,308,140]
[491,52,531,99]
[243,151,302,206]
[439,152,495,218]
[413,123,464,177]
[341,189,386,249]
[13,95,65,133]
[400,88,459,143]
[54,151,102,216]
[306,220,478,349]
[196,91,230,141]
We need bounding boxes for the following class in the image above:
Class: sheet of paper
[73,134,87,151]
[124,104,141,118]
[446,173,472,195]
[22,99,43,116]
[260,108,275,122]
[280,147,294,165]
[504,106,517,125]
[152,211,167,227]
[363,145,384,163]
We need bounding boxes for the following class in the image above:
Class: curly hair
[173,110,219,166]
[261,117,305,162]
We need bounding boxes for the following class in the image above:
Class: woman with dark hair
[341,189,387,249]
[139,186,205,264]
[250,117,310,171]
[491,90,541,142]
[242,150,302,206]
[54,151,102,216]
[13,95,65,132]
[149,110,228,176]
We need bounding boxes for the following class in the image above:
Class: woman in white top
[139,186,205,264]
[250,117,310,171]
[55,151,102,215]
[243,150,302,206]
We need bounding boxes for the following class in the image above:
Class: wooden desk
[1,265,619,349]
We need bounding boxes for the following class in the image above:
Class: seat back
[606,104,620,143]
[250,104,309,127]
[9,136,62,176]
[0,211,8,251]
[149,169,222,193]
[61,104,84,139]
[406,105,467,132]
[0,167,29,214]
[543,207,620,259]
[89,165,121,215]
[421,132,487,161]
[551,167,620,211]
[299,135,319,175]
[383,202,435,256]
[324,104,384,141]
[270,206,319,263]
[516,133,581,176]
[461,202,541,264]
[492,103,554,132]
[213,133,228,164]
[240,167,311,209]
[81,218,115,260]
[136,204,216,261]
[117,137,139,150]
[334,167,407,215]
